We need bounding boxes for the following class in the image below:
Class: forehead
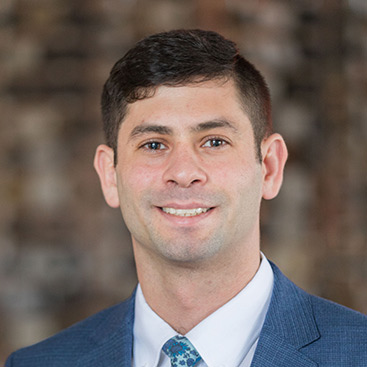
[119,79,251,136]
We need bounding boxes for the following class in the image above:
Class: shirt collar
[133,253,273,367]
[186,253,273,366]
[133,285,176,367]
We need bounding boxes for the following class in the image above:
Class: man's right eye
[141,141,167,151]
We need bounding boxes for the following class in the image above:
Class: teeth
[162,207,210,217]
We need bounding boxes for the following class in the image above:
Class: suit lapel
[74,263,321,366]
[251,263,320,367]
[76,291,136,367]
[251,329,318,367]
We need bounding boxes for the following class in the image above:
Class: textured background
[1,0,367,362]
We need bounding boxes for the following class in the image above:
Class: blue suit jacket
[6,262,367,366]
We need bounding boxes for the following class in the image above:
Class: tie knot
[162,335,202,367]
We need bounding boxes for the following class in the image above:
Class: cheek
[130,165,155,183]
[119,162,161,198]
[117,165,156,224]
[218,162,263,206]
[209,157,255,186]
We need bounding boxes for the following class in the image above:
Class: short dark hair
[101,29,272,163]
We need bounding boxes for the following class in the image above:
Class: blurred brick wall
[1,0,366,362]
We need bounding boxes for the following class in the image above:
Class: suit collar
[74,262,321,366]
[76,290,136,367]
[251,262,320,366]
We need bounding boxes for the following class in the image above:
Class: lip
[155,205,215,225]
[157,202,213,210]
[162,207,210,216]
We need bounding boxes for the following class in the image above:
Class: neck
[134,242,261,334]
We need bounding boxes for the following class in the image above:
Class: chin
[155,237,224,264]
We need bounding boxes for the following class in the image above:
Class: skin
[94,79,288,333]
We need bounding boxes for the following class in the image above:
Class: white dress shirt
[133,253,274,367]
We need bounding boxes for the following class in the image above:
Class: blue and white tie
[162,335,202,367]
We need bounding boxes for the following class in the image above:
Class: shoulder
[268,261,367,363]
[302,290,367,365]
[270,260,367,322]
[271,260,367,327]
[5,294,135,367]
[309,291,367,342]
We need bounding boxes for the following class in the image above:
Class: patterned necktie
[162,335,202,367]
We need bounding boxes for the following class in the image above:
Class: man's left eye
[202,139,227,148]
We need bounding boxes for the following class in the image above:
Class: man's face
[96,80,285,266]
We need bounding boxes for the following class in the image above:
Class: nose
[162,145,208,188]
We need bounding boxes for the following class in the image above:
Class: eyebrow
[190,119,238,133]
[128,118,238,140]
[129,124,173,140]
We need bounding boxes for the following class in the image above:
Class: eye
[141,141,167,151]
[202,138,228,148]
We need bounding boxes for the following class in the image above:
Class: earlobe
[261,133,288,200]
[94,145,120,208]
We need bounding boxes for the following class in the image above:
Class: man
[6,29,367,367]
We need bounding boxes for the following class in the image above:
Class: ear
[94,144,120,208]
[261,133,288,200]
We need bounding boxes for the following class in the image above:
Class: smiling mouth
[161,207,212,217]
